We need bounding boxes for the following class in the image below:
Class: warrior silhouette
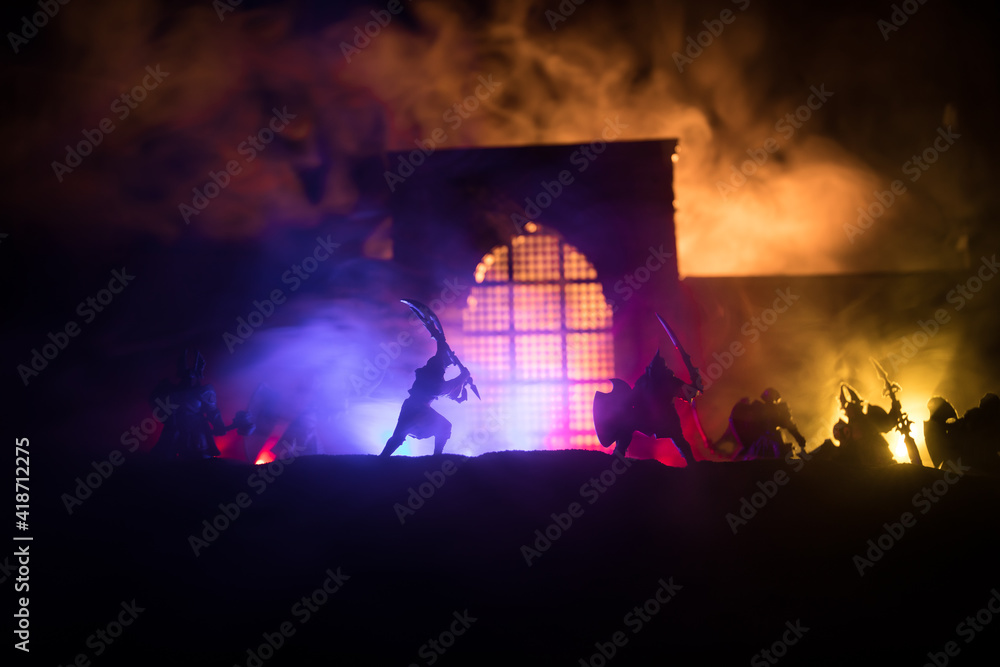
[961,393,1000,473]
[924,396,961,469]
[594,350,700,465]
[730,388,807,460]
[832,384,898,466]
[926,393,1000,473]
[379,335,471,457]
[150,350,251,460]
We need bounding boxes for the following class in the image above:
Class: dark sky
[2,0,997,270]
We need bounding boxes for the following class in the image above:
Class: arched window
[458,223,613,451]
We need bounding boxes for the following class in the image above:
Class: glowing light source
[459,225,614,452]
[889,432,911,465]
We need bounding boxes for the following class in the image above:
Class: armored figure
[731,388,807,460]
[380,299,478,457]
[925,393,1000,473]
[594,350,700,465]
[924,396,961,469]
[150,351,251,460]
[380,337,471,457]
[961,393,1000,473]
[832,384,898,466]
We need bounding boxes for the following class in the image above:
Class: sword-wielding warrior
[594,314,703,466]
[631,350,701,465]
[380,300,478,457]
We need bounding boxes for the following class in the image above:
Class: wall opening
[459,223,613,451]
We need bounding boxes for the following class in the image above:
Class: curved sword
[656,313,704,392]
[656,313,710,452]
[401,298,480,400]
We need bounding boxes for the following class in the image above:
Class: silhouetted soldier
[960,393,1000,473]
[380,335,471,457]
[732,388,807,460]
[150,350,251,460]
[594,350,699,465]
[924,396,961,469]
[833,384,897,466]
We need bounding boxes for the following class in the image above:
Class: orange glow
[460,226,613,451]
[888,432,911,465]
[819,373,939,466]
[475,246,509,284]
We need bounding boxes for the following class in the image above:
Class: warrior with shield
[380,300,479,457]
[593,314,703,465]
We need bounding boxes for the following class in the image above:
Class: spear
[870,357,922,465]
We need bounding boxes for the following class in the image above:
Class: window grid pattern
[566,282,613,330]
[564,245,598,281]
[461,228,614,452]
[513,284,561,331]
[463,285,510,332]
[475,246,509,283]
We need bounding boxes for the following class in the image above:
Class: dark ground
[28,448,1000,666]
